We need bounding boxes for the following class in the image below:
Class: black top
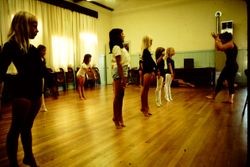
[142,49,157,74]
[0,39,46,100]
[166,57,175,74]
[155,54,165,77]
[225,43,238,69]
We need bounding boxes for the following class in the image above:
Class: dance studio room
[0,0,248,166]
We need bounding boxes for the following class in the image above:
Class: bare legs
[206,92,235,104]
[139,70,143,87]
[40,93,48,112]
[206,68,236,104]
[77,76,86,100]
[141,73,152,117]
[227,94,234,104]
[177,79,195,87]
[7,98,41,167]
[113,79,126,129]
[40,78,48,112]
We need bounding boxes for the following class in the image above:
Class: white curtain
[0,0,98,71]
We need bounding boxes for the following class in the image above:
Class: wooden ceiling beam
[73,0,114,11]
[39,0,98,18]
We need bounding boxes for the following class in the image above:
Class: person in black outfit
[164,47,195,102]
[140,35,157,117]
[206,32,238,104]
[37,44,48,112]
[0,11,45,167]
[155,47,166,107]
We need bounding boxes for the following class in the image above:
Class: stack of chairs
[66,67,75,90]
[56,68,66,92]
[45,67,76,98]
[44,68,58,98]
[92,67,101,85]
[85,67,101,88]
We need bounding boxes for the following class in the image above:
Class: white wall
[103,0,247,84]
[111,0,247,53]
[95,9,113,85]
[1,0,246,85]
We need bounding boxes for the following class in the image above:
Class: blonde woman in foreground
[0,11,45,167]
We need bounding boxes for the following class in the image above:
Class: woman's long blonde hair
[7,11,37,54]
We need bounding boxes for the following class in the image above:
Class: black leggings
[6,97,41,165]
[215,65,238,95]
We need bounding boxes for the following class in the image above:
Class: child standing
[155,47,166,107]
[164,47,175,101]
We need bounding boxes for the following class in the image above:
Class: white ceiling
[90,0,170,11]
[74,0,183,12]
[75,0,245,12]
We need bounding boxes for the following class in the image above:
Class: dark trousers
[215,65,238,95]
[6,97,41,166]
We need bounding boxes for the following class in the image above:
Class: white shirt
[112,45,130,69]
[77,63,91,77]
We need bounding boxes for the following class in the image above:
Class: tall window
[79,32,98,66]
[1,0,98,71]
[52,36,74,71]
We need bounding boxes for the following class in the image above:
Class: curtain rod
[39,0,98,18]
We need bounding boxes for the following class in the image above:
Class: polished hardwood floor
[0,85,247,167]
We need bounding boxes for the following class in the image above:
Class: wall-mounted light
[215,11,222,34]
[215,11,222,17]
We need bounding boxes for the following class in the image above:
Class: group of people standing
[139,36,189,114]
[110,28,238,129]
[109,29,193,127]
[0,10,238,166]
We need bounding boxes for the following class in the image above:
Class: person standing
[206,32,238,103]
[0,11,45,167]
[140,35,157,117]
[109,28,130,129]
[164,47,195,92]
[138,58,143,87]
[164,47,175,101]
[76,54,95,100]
[37,44,48,112]
[155,47,166,107]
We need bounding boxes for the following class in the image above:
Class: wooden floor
[0,85,247,167]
